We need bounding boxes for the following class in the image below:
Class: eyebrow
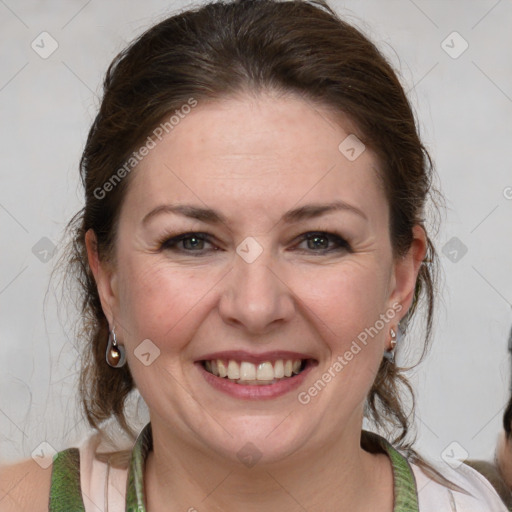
[142,200,367,226]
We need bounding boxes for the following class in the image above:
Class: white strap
[78,432,129,512]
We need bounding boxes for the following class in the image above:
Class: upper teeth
[204,359,303,381]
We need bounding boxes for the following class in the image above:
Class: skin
[82,91,427,512]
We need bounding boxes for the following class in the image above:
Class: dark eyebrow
[281,200,367,223]
[142,200,367,226]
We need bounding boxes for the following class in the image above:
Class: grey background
[1,0,511,466]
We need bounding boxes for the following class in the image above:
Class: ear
[85,229,119,326]
[387,224,427,315]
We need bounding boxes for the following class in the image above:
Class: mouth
[194,350,317,399]
[200,357,312,385]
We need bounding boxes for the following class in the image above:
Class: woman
[0,0,509,510]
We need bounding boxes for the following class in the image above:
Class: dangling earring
[106,326,126,368]
[390,327,397,349]
[384,326,397,362]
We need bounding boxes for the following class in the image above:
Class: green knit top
[48,423,419,511]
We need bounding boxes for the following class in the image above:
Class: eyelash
[158,231,352,256]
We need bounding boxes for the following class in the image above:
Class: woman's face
[88,92,425,463]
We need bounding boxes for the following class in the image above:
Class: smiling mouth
[201,358,311,385]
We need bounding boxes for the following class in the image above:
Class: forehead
[121,93,387,227]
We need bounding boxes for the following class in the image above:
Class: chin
[199,415,311,466]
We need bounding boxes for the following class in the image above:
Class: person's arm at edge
[0,458,52,512]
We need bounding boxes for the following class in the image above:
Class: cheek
[290,262,393,416]
[116,256,215,349]
[295,261,392,395]
[295,260,391,344]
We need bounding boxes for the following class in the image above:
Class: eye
[295,231,352,254]
[159,232,217,255]
[158,230,352,256]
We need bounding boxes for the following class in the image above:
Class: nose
[218,244,295,336]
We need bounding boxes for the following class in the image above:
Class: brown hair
[61,0,455,486]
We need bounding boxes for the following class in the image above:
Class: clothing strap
[125,423,152,511]
[375,435,420,511]
[48,448,86,512]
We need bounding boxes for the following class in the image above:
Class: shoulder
[0,429,134,512]
[0,457,52,512]
[410,458,510,511]
[0,431,101,512]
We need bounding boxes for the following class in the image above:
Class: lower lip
[196,361,314,400]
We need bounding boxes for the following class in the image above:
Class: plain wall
[1,0,511,466]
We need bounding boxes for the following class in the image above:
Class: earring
[390,327,397,349]
[384,326,397,362]
[106,326,126,368]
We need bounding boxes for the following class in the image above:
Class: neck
[144,415,394,512]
